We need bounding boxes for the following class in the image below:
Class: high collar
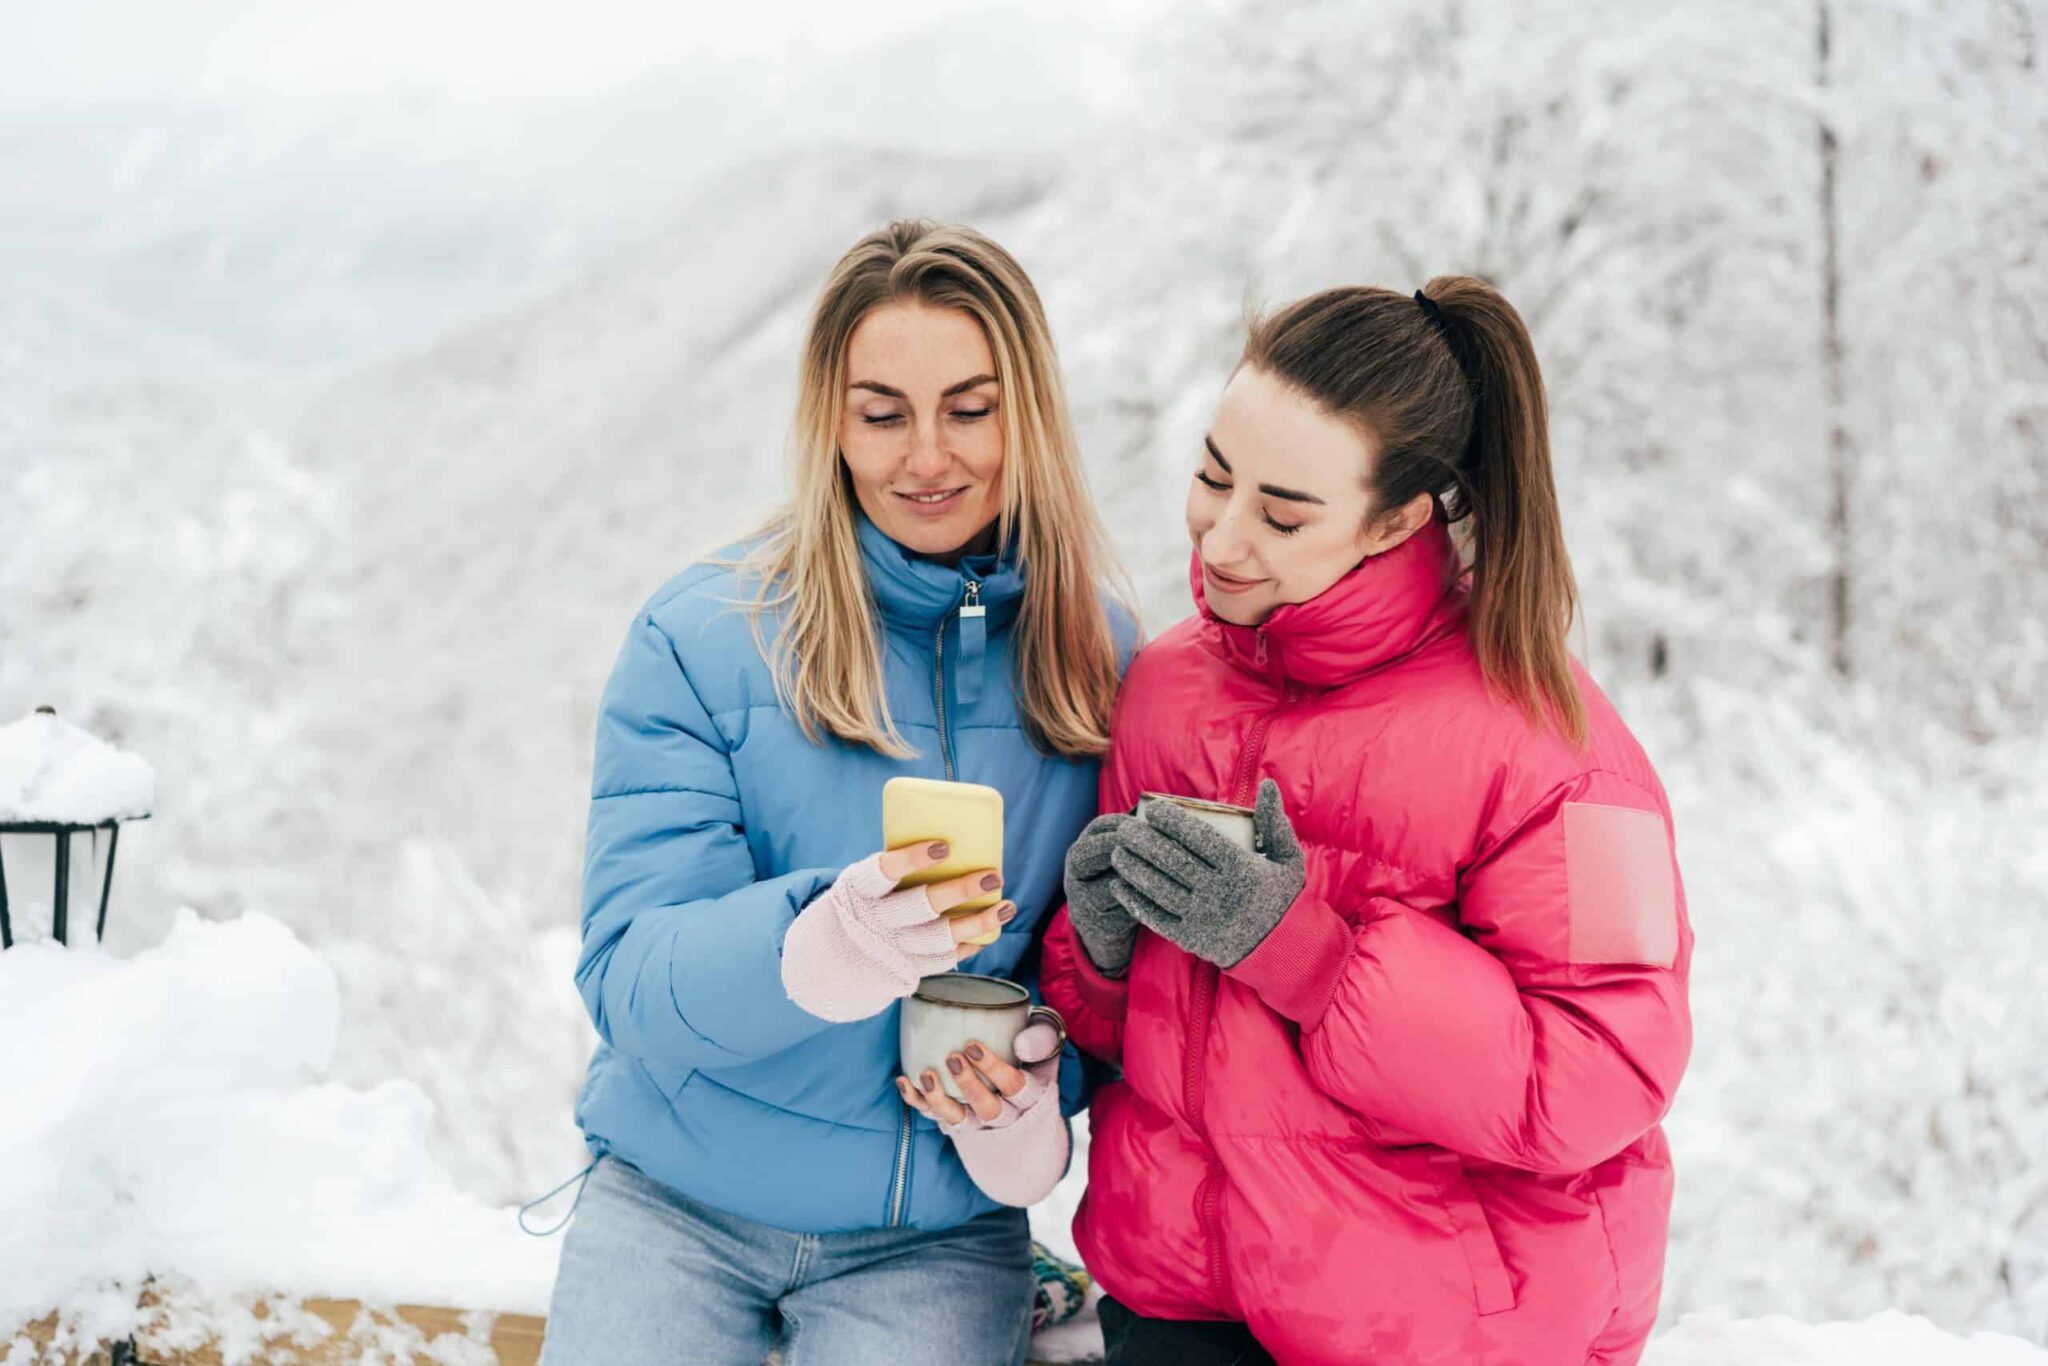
[1191,517,1467,690]
[855,506,1026,634]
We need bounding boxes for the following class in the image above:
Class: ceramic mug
[1136,791,1259,854]
[901,973,1065,1104]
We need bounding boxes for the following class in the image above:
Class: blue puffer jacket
[571,508,1137,1234]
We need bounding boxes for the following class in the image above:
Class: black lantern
[0,706,152,949]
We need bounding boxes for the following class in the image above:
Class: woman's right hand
[872,840,1011,961]
[779,841,1014,1023]
[1063,813,1139,976]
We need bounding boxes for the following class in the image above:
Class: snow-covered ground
[1648,1314,2048,1365]
[0,912,559,1336]
[4,0,2046,1359]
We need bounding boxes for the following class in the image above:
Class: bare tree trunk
[1819,0,1852,678]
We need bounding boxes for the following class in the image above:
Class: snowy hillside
[4,0,2046,1354]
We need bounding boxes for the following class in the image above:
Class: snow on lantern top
[0,708,155,826]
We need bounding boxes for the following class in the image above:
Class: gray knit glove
[1063,812,1139,976]
[1107,779,1306,969]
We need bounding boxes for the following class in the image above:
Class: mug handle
[1024,1004,1068,1058]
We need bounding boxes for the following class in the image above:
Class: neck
[906,516,1001,568]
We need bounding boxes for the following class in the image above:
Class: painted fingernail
[928,841,949,859]
[966,1043,986,1060]
[947,1056,965,1075]
[922,1071,940,1090]
[980,873,1002,892]
[996,902,1017,923]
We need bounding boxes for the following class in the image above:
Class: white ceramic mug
[901,973,1066,1104]
[1136,791,1259,854]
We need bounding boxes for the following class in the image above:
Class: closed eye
[1196,471,1304,535]
[862,414,906,426]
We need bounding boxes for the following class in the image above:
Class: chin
[1202,587,1270,625]
[888,523,963,554]
[879,506,990,557]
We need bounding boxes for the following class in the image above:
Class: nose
[903,420,949,481]
[1201,497,1257,569]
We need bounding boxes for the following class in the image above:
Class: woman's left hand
[897,1023,1069,1208]
[896,1022,1061,1131]
[1106,777,1308,968]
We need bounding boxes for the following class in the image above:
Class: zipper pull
[956,580,987,708]
[1253,627,1269,667]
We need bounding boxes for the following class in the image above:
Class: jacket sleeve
[574,611,841,1072]
[1227,768,1692,1175]
[1028,600,1144,1088]
[1038,702,1144,1068]
[1040,906,1129,1067]
[1015,922,1107,1118]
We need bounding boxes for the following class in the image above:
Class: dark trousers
[1098,1295,1276,1366]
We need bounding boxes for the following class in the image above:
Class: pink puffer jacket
[1044,518,1692,1366]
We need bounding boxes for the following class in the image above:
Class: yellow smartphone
[881,776,1005,947]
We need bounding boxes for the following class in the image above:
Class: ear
[1362,492,1435,555]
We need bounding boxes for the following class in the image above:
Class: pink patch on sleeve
[1562,802,1678,968]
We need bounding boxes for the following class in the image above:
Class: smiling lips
[896,486,968,517]
[1203,562,1265,594]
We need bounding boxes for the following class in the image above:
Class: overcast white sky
[0,0,1174,376]
[5,0,1160,103]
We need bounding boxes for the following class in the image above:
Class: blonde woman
[539,221,1138,1366]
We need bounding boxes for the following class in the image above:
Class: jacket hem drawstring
[517,1155,601,1236]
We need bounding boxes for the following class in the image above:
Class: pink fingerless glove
[940,1023,1071,1208]
[780,853,959,1022]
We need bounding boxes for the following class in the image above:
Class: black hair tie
[1413,289,1449,334]
[1415,287,1482,418]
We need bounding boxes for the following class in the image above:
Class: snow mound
[1646,1309,2048,1363]
[0,710,154,824]
[0,908,558,1337]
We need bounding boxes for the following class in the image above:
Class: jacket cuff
[1068,920,1132,1022]
[780,882,918,1023]
[942,1075,1070,1208]
[1226,893,1352,1028]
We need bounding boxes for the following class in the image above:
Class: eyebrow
[850,373,998,400]
[1204,436,1326,505]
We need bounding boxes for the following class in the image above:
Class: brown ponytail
[1243,276,1587,746]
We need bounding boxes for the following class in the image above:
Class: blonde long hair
[734,220,1132,760]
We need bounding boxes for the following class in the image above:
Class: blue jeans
[539,1154,1035,1366]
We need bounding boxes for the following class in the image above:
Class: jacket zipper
[887,578,981,1227]
[933,578,978,782]
[1188,647,1283,1307]
[886,1112,913,1227]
